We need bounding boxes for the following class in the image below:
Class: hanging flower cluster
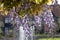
[41,7,57,33]
[7,5,57,39]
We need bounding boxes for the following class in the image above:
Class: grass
[38,38,60,40]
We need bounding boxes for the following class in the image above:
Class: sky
[47,0,60,5]
[57,0,60,4]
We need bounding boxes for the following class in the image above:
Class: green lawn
[39,38,60,40]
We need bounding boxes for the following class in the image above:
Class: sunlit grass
[39,38,60,40]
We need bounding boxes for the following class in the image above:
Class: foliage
[0,0,50,15]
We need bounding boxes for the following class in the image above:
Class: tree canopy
[0,0,51,16]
